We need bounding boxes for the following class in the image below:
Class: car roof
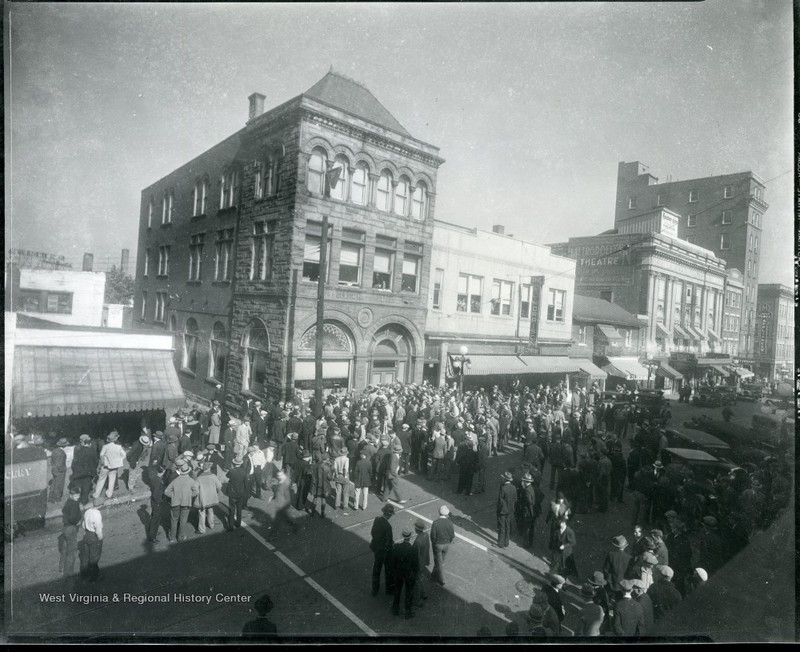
[667,428,730,449]
[665,447,722,462]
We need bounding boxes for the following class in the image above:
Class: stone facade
[753,284,795,381]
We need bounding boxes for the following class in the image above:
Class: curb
[44,489,152,523]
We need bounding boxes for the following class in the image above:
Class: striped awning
[603,357,650,380]
[464,355,589,377]
[13,346,186,418]
[596,324,623,341]
[463,355,530,376]
[655,362,684,380]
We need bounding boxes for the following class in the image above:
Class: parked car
[713,386,737,406]
[662,447,736,483]
[692,391,722,408]
[751,414,795,451]
[666,427,731,457]
[738,382,764,400]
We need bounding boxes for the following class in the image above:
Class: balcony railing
[748,194,769,211]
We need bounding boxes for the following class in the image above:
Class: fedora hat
[612,534,628,549]
[588,571,607,587]
[402,527,413,539]
[382,504,395,516]
[138,434,151,446]
[153,430,164,439]
[501,471,513,482]
[56,438,69,447]
[79,434,92,443]
[521,473,533,484]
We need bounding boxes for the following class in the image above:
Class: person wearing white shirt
[94,431,126,499]
[81,498,104,581]
[247,445,267,499]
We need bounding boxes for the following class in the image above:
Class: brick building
[754,284,794,382]
[721,268,744,358]
[134,71,443,404]
[614,161,767,364]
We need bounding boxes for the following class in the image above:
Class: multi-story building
[754,284,795,382]
[614,161,767,363]
[721,268,744,358]
[425,221,606,390]
[134,71,444,403]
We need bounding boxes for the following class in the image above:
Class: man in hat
[163,461,199,542]
[430,505,455,586]
[603,535,632,593]
[391,526,419,619]
[71,434,99,506]
[526,604,550,636]
[588,570,612,622]
[353,450,372,510]
[613,579,645,635]
[234,416,253,462]
[630,579,654,633]
[496,471,517,548]
[370,504,396,596]
[269,469,299,539]
[687,568,708,595]
[126,431,152,493]
[310,452,333,518]
[146,463,165,543]
[59,485,82,578]
[385,440,407,504]
[333,445,353,510]
[245,445,266,500]
[49,438,70,503]
[281,433,300,483]
[80,497,104,582]
[665,517,692,596]
[649,529,668,566]
[411,519,431,607]
[531,591,560,635]
[226,458,250,530]
[94,431,126,500]
[629,551,658,592]
[222,418,238,472]
[575,582,605,637]
[699,516,724,575]
[207,400,223,449]
[241,594,277,637]
[519,472,541,549]
[649,565,682,620]
[196,461,222,533]
[251,404,268,448]
[455,434,478,496]
[551,516,579,581]
[396,424,412,475]
[543,574,566,633]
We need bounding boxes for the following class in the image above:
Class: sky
[5,1,795,285]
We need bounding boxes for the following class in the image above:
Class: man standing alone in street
[411,519,431,607]
[391,527,419,619]
[80,497,104,582]
[59,486,82,579]
[496,471,517,548]
[430,505,455,586]
[370,504,395,596]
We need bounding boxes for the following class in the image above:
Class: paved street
[4,395,772,639]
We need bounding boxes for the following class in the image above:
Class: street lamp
[451,345,471,396]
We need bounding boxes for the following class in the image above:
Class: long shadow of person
[241,594,277,638]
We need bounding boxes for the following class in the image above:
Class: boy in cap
[649,565,682,620]
[94,431,126,500]
[391,526,419,619]
[630,579,654,632]
[603,535,632,593]
[575,583,605,637]
[543,574,566,633]
[49,438,70,503]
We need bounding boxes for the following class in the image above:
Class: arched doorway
[370,325,414,386]
[295,322,355,396]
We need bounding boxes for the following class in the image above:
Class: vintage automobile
[751,413,795,451]
[713,386,738,406]
[738,382,765,401]
[666,427,731,457]
[691,391,723,408]
[662,447,736,483]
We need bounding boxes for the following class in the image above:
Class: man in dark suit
[146,463,165,543]
[71,434,99,506]
[648,565,682,620]
[411,519,431,607]
[226,458,249,530]
[396,424,412,475]
[496,471,517,548]
[551,517,578,580]
[370,504,395,596]
[391,527,419,619]
[603,535,633,593]
[252,409,268,448]
[613,579,645,636]
[543,574,566,634]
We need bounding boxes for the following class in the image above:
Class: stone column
[647,272,658,344]
[390,180,398,215]
[345,167,355,202]
[367,173,379,208]
[408,185,416,219]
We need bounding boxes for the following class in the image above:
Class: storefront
[668,352,733,386]
[455,354,606,392]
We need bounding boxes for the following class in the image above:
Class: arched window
[255,152,280,199]
[193,176,209,216]
[394,176,410,216]
[242,320,270,396]
[307,148,327,195]
[182,318,199,373]
[209,321,228,382]
[351,163,368,206]
[411,182,427,220]
[376,170,392,212]
[329,155,349,201]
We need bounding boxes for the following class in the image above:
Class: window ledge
[240,389,262,401]
[178,368,197,378]
[205,376,224,387]
[191,213,207,220]
[212,280,232,286]
[186,280,202,286]
[160,222,173,228]
[217,206,237,216]
[157,275,169,280]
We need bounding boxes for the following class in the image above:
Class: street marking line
[231,510,377,637]
[389,502,488,551]
[343,496,440,530]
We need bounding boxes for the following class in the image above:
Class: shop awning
[708,364,730,376]
[686,325,706,340]
[12,346,186,418]
[672,324,692,340]
[655,323,671,339]
[706,328,720,341]
[575,360,608,379]
[596,324,623,341]
[655,362,684,380]
[603,357,650,380]
[464,355,530,376]
[465,355,590,377]
[732,366,755,379]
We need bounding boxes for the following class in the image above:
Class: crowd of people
[12,376,792,636]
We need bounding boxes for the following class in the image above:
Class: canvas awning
[575,360,608,379]
[655,362,684,380]
[12,346,186,418]
[672,324,692,340]
[463,355,530,376]
[603,357,650,380]
[706,328,720,341]
[464,355,588,377]
[655,323,671,339]
[708,364,730,377]
[685,325,706,340]
[596,324,623,341]
[731,366,755,379]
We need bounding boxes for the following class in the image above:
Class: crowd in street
[14,375,792,636]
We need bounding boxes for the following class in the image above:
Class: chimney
[121,249,130,274]
[248,92,266,121]
[492,225,505,235]
[82,253,94,272]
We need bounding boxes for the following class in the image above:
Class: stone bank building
[134,71,443,403]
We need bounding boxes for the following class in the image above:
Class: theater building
[134,71,443,403]
[753,284,795,382]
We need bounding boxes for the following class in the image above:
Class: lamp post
[452,345,470,396]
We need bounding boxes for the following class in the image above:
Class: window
[351,163,368,206]
[752,211,761,227]
[687,214,696,227]
[401,255,420,293]
[193,177,209,216]
[141,292,147,319]
[457,274,483,313]
[627,196,637,210]
[250,221,274,281]
[329,155,349,201]
[491,279,513,316]
[720,233,730,250]
[747,260,752,277]
[162,190,173,224]
[182,318,199,373]
[623,329,632,347]
[723,185,733,198]
[546,288,566,321]
[432,268,444,309]
[254,154,279,200]
[754,186,763,201]
[656,193,666,206]
[209,322,227,382]
[338,229,364,287]
[520,284,532,319]
[411,183,427,220]
[155,291,167,322]
[749,234,753,251]
[307,148,327,195]
[577,325,586,345]
[394,176,410,216]
[158,246,170,276]
[148,198,154,228]
[721,209,732,224]
[302,222,330,283]
[219,169,238,209]
[143,249,150,277]
[169,315,177,332]
[188,233,205,281]
[372,245,394,290]
[242,320,270,395]
[20,290,73,314]
[376,171,392,211]
[215,229,234,281]
[688,189,699,203]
